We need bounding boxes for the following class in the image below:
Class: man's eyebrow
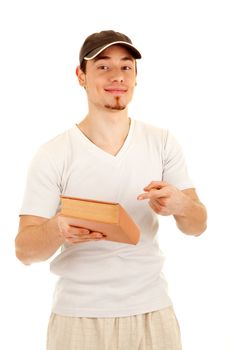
[93,55,110,62]
[93,55,134,63]
[121,57,134,62]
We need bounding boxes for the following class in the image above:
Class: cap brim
[84,41,141,60]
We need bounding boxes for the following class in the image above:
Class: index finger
[144,181,168,191]
[137,188,165,201]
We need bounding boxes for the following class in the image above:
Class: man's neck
[77,110,131,156]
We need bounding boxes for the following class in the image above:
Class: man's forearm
[15,217,65,265]
[174,196,207,236]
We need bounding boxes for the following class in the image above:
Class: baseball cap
[79,30,142,66]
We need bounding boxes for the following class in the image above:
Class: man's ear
[76,66,86,87]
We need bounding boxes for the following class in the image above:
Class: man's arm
[137,181,207,236]
[15,215,64,265]
[173,188,207,235]
[15,215,105,265]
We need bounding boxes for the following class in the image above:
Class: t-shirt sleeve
[20,147,62,218]
[162,130,194,190]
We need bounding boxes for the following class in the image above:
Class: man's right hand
[57,214,106,244]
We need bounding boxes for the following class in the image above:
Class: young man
[15,30,207,350]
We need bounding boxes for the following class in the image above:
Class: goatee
[104,96,126,111]
[104,104,126,111]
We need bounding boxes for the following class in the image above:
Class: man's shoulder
[32,126,77,167]
[134,119,168,139]
[40,126,75,154]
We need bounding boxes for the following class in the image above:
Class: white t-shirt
[20,119,193,317]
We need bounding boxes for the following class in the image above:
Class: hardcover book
[60,196,140,245]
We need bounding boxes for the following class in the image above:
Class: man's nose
[109,68,124,83]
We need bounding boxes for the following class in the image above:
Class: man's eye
[122,66,132,71]
[98,65,109,70]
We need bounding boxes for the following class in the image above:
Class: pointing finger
[144,181,168,191]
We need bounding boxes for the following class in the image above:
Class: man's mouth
[104,87,127,95]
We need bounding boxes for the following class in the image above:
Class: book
[60,196,140,245]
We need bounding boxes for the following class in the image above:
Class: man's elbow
[192,222,207,237]
[177,222,207,237]
[15,237,33,265]
[15,248,32,265]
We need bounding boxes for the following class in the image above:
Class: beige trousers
[47,306,182,350]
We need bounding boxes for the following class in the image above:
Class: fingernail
[81,229,89,234]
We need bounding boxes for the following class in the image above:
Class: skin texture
[15,45,207,265]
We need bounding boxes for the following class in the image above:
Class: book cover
[60,196,140,245]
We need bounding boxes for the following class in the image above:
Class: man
[15,30,207,350]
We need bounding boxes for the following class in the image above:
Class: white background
[0,0,229,349]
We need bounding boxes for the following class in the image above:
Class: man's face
[78,45,137,111]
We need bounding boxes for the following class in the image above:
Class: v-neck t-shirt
[20,118,193,317]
